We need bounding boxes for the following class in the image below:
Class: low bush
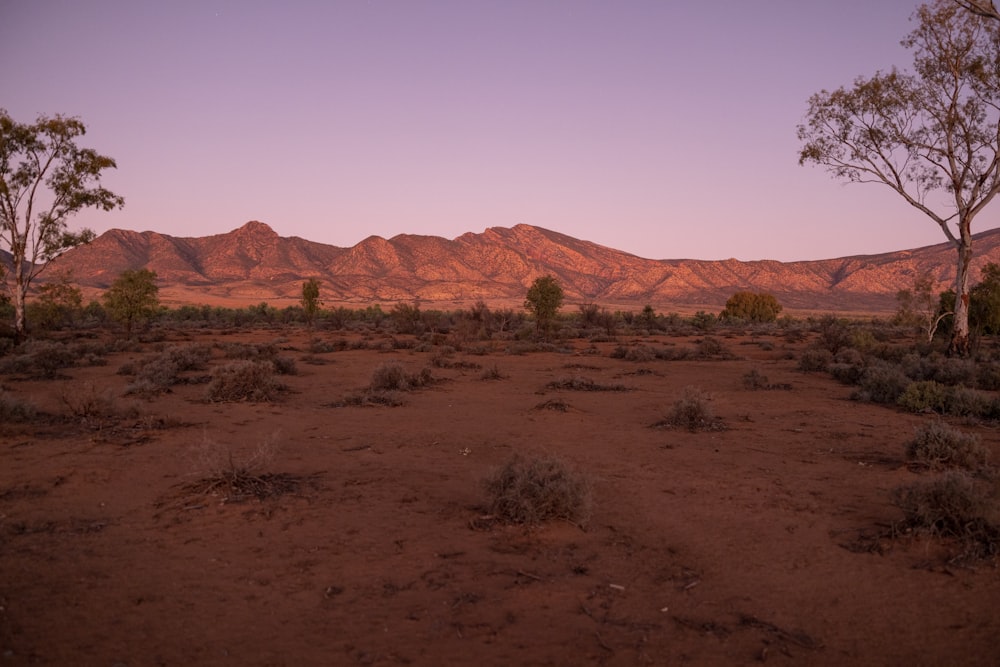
[890,472,998,558]
[369,362,432,391]
[0,390,38,422]
[798,347,832,372]
[851,362,910,404]
[60,384,140,424]
[906,421,989,471]
[483,455,591,526]
[742,368,770,390]
[897,381,952,414]
[206,360,283,402]
[656,386,725,432]
[480,364,507,381]
[546,375,630,392]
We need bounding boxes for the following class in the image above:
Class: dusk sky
[3,0,983,262]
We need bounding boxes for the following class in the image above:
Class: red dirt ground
[1,328,998,666]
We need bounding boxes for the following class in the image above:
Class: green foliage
[970,262,1000,334]
[524,275,564,331]
[301,278,321,324]
[103,269,159,337]
[720,291,783,323]
[0,110,123,340]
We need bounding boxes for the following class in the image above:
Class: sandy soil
[1,327,998,666]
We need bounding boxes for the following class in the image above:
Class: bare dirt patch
[1,328,998,665]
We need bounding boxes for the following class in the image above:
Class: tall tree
[798,0,1000,355]
[301,278,321,326]
[0,110,123,342]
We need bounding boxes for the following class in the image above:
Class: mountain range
[32,221,1000,312]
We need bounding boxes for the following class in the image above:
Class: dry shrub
[656,386,725,432]
[742,368,769,390]
[906,421,989,471]
[534,398,570,412]
[0,390,37,422]
[369,362,432,391]
[890,472,999,558]
[60,383,140,424]
[546,375,630,392]
[479,364,507,381]
[188,432,299,503]
[337,389,405,407]
[206,360,283,402]
[483,455,591,526]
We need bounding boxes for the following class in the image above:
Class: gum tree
[798,0,1000,355]
[524,275,564,332]
[954,0,1000,21]
[0,110,123,342]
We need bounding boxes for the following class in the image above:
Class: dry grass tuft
[187,432,301,503]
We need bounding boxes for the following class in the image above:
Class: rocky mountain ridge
[38,221,1000,311]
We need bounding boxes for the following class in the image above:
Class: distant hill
[40,220,1000,312]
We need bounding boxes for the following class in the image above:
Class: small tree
[103,269,159,337]
[720,291,783,322]
[798,1,1000,355]
[524,275,564,332]
[0,110,123,342]
[301,278,321,325]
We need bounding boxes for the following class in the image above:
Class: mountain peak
[232,220,278,238]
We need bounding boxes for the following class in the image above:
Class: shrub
[742,368,769,390]
[272,355,297,376]
[546,375,630,392]
[60,383,139,424]
[695,336,726,358]
[897,381,951,414]
[206,361,283,402]
[368,362,432,392]
[851,362,910,404]
[798,347,832,372]
[189,432,300,503]
[906,422,989,471]
[0,390,37,422]
[0,340,78,378]
[480,364,507,381]
[890,472,997,544]
[656,386,725,431]
[483,455,591,526]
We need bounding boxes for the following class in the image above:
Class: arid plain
[1,321,998,667]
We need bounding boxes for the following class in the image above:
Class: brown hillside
[41,221,1000,311]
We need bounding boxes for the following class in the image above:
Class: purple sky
[3,0,980,262]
